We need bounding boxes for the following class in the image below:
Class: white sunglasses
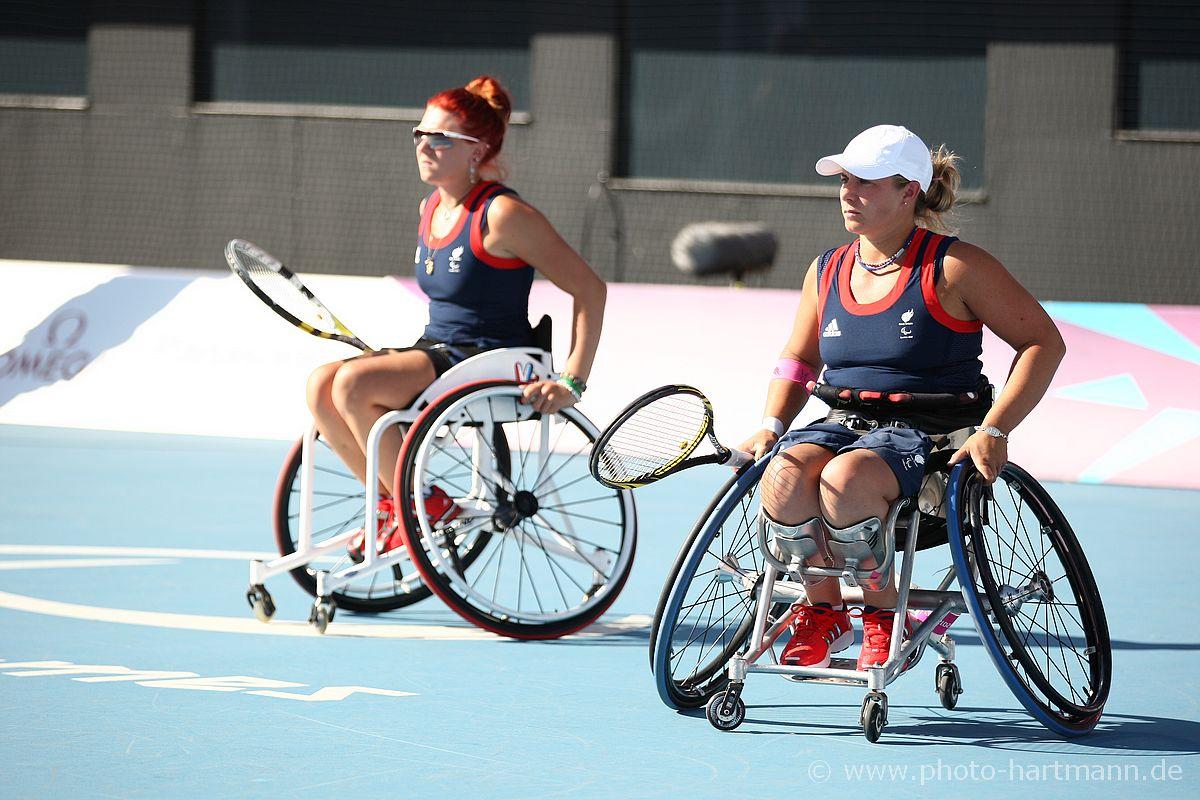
[412,127,483,150]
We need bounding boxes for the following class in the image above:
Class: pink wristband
[772,358,817,386]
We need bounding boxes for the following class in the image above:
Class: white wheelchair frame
[246,345,558,627]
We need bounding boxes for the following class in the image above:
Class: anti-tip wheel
[246,585,275,623]
[309,600,336,634]
[705,689,746,731]
[861,691,888,743]
[936,663,962,710]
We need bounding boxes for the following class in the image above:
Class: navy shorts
[774,421,934,498]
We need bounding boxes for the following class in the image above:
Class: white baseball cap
[815,125,933,192]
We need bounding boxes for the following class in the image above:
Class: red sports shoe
[347,487,461,563]
[348,497,397,564]
[856,607,919,670]
[420,485,460,528]
[780,604,853,668]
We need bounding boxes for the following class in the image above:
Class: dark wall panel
[1,1,1198,305]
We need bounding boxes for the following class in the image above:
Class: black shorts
[386,337,493,376]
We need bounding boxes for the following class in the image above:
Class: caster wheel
[935,662,962,710]
[861,691,888,743]
[309,600,336,634]
[246,585,275,623]
[705,689,746,731]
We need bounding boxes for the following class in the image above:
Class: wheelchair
[650,422,1112,742]
[246,317,638,639]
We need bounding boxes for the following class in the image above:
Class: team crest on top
[449,246,465,273]
[823,318,842,338]
[898,308,915,340]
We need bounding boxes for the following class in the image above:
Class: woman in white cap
[738,124,1066,670]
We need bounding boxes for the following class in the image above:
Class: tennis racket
[589,385,753,489]
[225,239,371,351]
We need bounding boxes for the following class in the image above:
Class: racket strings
[237,250,336,332]
[595,394,710,484]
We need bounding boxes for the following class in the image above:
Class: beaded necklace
[855,228,917,273]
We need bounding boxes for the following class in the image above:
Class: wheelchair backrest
[897,426,973,552]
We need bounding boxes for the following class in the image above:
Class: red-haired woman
[738,125,1065,671]
[307,76,606,555]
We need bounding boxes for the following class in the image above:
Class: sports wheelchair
[650,421,1111,742]
[246,317,638,639]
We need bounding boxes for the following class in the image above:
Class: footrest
[781,657,868,686]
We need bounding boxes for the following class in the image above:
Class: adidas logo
[823,318,842,338]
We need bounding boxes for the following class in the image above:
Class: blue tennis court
[2,423,1197,798]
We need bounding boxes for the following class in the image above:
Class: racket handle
[724,449,753,469]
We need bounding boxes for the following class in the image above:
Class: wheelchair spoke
[429,437,485,484]
[673,587,754,680]
[539,494,622,511]
[1022,604,1089,704]
[675,578,750,618]
[515,525,545,614]
[518,522,590,599]
[289,493,359,523]
[670,573,729,637]
[983,510,1039,582]
[313,463,357,480]
[538,509,623,527]
[530,439,592,496]
[512,400,538,490]
[671,582,733,665]
[532,414,575,489]
[525,518,620,556]
[290,488,364,500]
[517,523,572,608]
[491,533,507,605]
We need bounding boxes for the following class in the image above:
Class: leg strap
[825,516,891,590]
[758,514,829,582]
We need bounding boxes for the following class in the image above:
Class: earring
[468,159,478,184]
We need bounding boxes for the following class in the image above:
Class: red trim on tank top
[920,236,984,333]
[422,181,494,250]
[468,184,530,270]
[817,244,852,326]
[838,228,929,316]
[418,191,437,240]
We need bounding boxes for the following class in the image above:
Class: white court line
[0,558,176,571]
[0,544,653,640]
[0,589,652,641]
[0,544,278,560]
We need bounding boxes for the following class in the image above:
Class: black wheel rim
[659,471,783,706]
[962,465,1111,723]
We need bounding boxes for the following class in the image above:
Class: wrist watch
[974,425,1008,441]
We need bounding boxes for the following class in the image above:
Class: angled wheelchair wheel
[652,459,788,709]
[395,381,637,639]
[947,462,1112,736]
[273,432,431,612]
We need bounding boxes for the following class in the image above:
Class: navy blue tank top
[817,228,983,392]
[414,181,535,348]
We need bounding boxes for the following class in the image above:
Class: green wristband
[558,373,586,398]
